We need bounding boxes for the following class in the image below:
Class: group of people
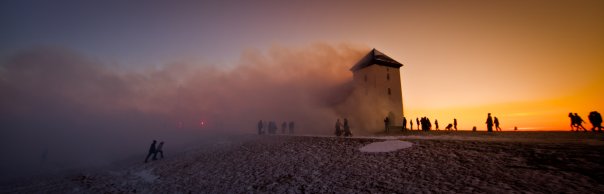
[257,120,295,135]
[401,117,457,131]
[569,111,602,132]
[334,118,352,137]
[144,140,165,163]
[485,113,502,132]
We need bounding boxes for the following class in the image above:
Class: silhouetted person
[435,120,439,130]
[514,126,518,131]
[402,117,407,131]
[155,141,164,159]
[384,117,390,132]
[445,123,453,130]
[416,118,420,130]
[282,122,287,134]
[568,112,576,131]
[588,111,602,132]
[271,121,277,134]
[454,118,458,131]
[410,121,413,131]
[421,117,431,131]
[258,120,264,135]
[472,126,477,132]
[335,119,342,136]
[343,118,352,137]
[486,113,493,132]
[144,140,157,163]
[424,117,429,131]
[494,117,501,131]
[289,121,295,134]
[574,113,587,132]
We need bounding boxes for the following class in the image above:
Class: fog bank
[0,43,368,180]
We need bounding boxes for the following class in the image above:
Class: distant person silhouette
[445,123,453,130]
[574,113,587,132]
[568,112,577,131]
[494,117,502,131]
[416,118,420,130]
[271,121,277,134]
[257,120,264,135]
[435,120,439,130]
[282,122,287,134]
[343,118,352,137]
[486,113,493,132]
[514,126,518,131]
[289,121,295,134]
[335,119,342,136]
[402,117,407,131]
[410,121,413,131]
[454,118,458,131]
[144,140,157,163]
[472,126,477,132]
[384,117,390,132]
[588,111,602,132]
[155,141,164,159]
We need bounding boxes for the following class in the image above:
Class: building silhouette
[347,48,404,133]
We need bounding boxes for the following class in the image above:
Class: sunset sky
[1,0,603,130]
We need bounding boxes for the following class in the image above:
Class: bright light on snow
[359,140,413,152]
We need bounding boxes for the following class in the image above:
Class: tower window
[388,88,391,95]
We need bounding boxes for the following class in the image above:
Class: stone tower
[348,49,404,133]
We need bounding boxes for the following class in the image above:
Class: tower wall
[351,65,403,133]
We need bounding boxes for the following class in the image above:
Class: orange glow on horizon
[404,82,604,131]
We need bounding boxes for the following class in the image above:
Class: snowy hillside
[2,133,604,193]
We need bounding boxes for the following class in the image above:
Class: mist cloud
[0,43,368,179]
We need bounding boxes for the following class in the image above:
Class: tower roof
[350,49,403,71]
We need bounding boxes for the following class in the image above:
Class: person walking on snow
[155,141,164,159]
[486,113,494,132]
[144,140,157,163]
[494,117,502,131]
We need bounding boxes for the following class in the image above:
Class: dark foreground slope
[2,133,604,193]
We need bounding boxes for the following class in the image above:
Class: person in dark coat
[402,117,407,131]
[454,118,458,131]
[574,113,587,132]
[445,123,453,130]
[343,118,352,137]
[155,141,164,159]
[289,121,295,134]
[494,117,502,131]
[257,120,264,135]
[589,111,602,132]
[569,112,577,131]
[384,117,390,133]
[486,113,493,132]
[144,140,157,163]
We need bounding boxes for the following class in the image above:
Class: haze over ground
[1,0,603,180]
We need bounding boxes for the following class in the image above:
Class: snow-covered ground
[2,132,604,193]
[359,140,413,152]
